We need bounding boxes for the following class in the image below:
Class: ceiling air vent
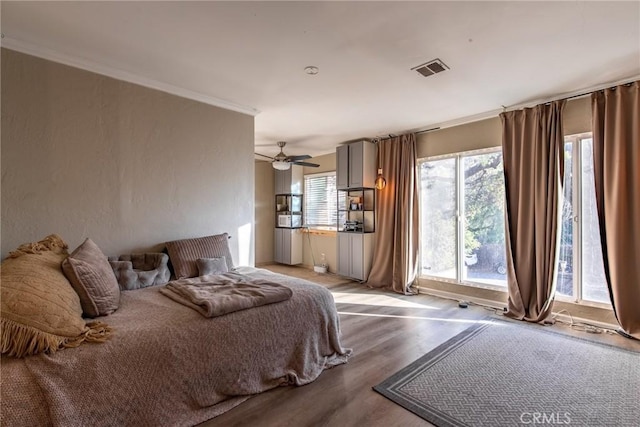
[412,58,449,77]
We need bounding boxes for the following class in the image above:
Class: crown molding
[1,37,260,117]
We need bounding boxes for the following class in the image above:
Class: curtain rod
[503,77,638,112]
[372,77,638,140]
[373,126,440,142]
[557,79,635,103]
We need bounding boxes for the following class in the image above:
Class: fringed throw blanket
[1,234,112,358]
[159,272,293,317]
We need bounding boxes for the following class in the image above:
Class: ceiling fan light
[273,160,290,171]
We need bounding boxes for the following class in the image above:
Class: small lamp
[375,168,386,190]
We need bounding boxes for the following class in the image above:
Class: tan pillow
[165,233,234,279]
[0,234,112,358]
[62,238,120,318]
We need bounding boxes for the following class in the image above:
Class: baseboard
[417,286,619,331]
[255,262,273,267]
[417,286,506,311]
[258,262,340,276]
[551,312,618,331]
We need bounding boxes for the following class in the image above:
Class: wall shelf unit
[335,140,377,282]
[274,166,303,265]
[337,188,375,233]
[275,194,302,228]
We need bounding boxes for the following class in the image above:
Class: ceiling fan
[256,141,319,170]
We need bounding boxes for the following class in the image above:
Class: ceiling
[2,1,639,159]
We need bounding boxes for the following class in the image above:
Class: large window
[304,172,337,229]
[420,137,610,305]
[557,133,610,305]
[420,149,507,287]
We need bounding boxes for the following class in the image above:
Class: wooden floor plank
[200,265,639,426]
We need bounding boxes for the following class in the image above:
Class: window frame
[303,171,337,231]
[419,146,507,291]
[555,132,611,309]
[419,138,611,309]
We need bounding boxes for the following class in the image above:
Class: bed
[1,266,351,427]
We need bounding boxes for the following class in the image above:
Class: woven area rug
[374,319,640,427]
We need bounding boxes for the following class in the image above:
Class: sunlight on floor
[337,311,497,324]
[331,292,440,309]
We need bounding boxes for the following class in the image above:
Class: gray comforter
[0,267,351,426]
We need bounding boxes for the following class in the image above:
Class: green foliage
[421,152,506,274]
[463,153,505,253]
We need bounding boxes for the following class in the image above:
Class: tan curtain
[592,81,640,339]
[366,133,419,295]
[500,100,565,323]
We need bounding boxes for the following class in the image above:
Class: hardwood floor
[201,265,639,427]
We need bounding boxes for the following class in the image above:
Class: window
[557,133,610,305]
[420,149,507,288]
[420,158,457,279]
[304,172,337,229]
[420,136,610,305]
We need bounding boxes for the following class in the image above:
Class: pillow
[108,253,171,290]
[165,233,234,279]
[62,238,120,318]
[1,234,112,358]
[196,257,229,276]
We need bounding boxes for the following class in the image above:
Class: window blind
[304,172,337,228]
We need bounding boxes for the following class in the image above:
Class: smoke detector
[412,58,449,77]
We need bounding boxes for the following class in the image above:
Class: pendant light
[375,168,386,190]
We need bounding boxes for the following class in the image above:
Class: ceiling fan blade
[292,161,320,167]
[255,152,275,160]
[287,154,312,161]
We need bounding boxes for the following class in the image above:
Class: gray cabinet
[275,166,303,194]
[274,228,302,265]
[336,141,376,189]
[336,145,350,189]
[336,140,377,281]
[337,233,374,281]
[274,165,303,265]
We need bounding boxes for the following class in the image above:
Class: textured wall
[254,160,274,265]
[1,48,255,264]
[417,117,502,158]
[417,96,591,158]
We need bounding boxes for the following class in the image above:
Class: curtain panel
[592,81,640,339]
[367,134,419,295]
[500,100,565,323]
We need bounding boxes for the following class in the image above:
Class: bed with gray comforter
[0,267,351,426]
